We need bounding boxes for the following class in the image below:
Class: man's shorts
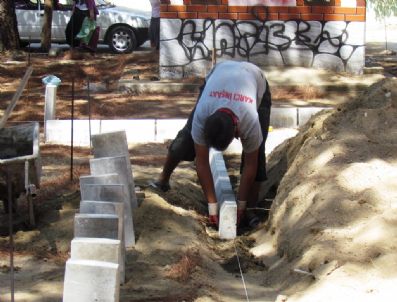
[168,113,196,162]
[168,80,272,182]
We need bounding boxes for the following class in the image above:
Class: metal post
[7,168,15,302]
[87,78,92,148]
[25,161,36,227]
[70,78,75,181]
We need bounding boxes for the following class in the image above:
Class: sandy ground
[252,77,397,301]
[1,39,397,301]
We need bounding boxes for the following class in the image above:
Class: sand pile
[251,78,397,301]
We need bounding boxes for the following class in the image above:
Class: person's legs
[149,17,155,48]
[154,108,196,191]
[149,17,160,49]
[153,17,160,50]
[154,83,206,191]
[155,154,181,191]
[241,81,271,227]
[65,9,88,47]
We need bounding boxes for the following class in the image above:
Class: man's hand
[237,200,247,226]
[209,214,219,226]
[208,202,218,226]
[237,209,245,226]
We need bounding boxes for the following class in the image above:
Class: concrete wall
[159,0,366,78]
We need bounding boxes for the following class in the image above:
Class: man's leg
[154,108,196,191]
[155,153,181,191]
[243,81,271,227]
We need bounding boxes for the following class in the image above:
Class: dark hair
[204,110,235,151]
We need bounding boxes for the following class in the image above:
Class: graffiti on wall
[184,22,351,60]
[160,11,365,76]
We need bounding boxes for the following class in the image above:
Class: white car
[16,0,150,53]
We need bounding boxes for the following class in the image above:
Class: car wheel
[108,25,137,54]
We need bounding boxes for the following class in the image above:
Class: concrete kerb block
[209,149,237,239]
[91,131,138,208]
[71,238,120,266]
[297,107,327,126]
[79,200,125,284]
[219,201,237,240]
[71,236,124,285]
[80,173,120,186]
[89,155,138,209]
[270,107,298,128]
[74,213,119,240]
[80,184,135,247]
[91,131,129,158]
[63,259,120,302]
[79,201,124,239]
[80,183,125,203]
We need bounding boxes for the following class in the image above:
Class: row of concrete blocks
[63,131,139,302]
[45,108,325,147]
[209,149,237,240]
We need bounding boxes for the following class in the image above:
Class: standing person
[152,60,272,228]
[149,0,160,50]
[65,0,98,48]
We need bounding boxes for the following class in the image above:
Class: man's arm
[237,148,259,223]
[194,143,218,224]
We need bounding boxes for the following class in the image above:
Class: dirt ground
[0,45,397,301]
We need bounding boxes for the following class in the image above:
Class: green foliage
[367,0,397,19]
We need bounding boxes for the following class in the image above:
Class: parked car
[15,0,150,53]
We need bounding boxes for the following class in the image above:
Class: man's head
[204,108,238,151]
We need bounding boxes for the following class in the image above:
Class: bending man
[154,60,272,227]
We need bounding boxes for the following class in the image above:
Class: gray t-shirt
[191,61,267,153]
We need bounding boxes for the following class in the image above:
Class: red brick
[301,13,324,21]
[357,0,366,7]
[296,0,304,5]
[219,12,238,20]
[346,14,366,21]
[289,6,311,14]
[228,6,248,13]
[208,5,228,13]
[250,6,267,13]
[262,13,279,21]
[160,4,168,12]
[334,7,356,14]
[184,0,191,4]
[268,6,289,13]
[334,0,341,5]
[187,4,207,12]
[160,0,170,4]
[198,12,219,19]
[191,0,218,4]
[238,12,256,20]
[160,12,178,18]
[178,12,198,19]
[324,13,345,21]
[279,13,300,20]
[221,0,228,4]
[168,5,187,12]
[356,7,366,15]
[312,6,335,14]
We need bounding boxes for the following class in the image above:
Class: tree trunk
[0,0,20,51]
[41,0,53,52]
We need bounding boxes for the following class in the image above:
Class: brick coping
[160,1,366,22]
